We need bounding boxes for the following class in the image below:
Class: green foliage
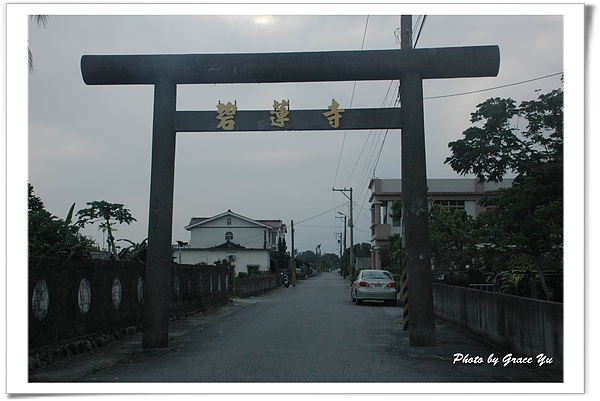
[428,201,476,272]
[29,15,49,73]
[321,253,341,270]
[444,88,563,300]
[445,89,563,183]
[273,236,289,270]
[28,184,97,259]
[295,250,316,264]
[379,233,404,275]
[117,238,147,264]
[76,200,136,260]
[379,89,563,300]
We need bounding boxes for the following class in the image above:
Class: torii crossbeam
[81,16,499,348]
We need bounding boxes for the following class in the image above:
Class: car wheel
[390,299,397,306]
[356,298,363,305]
[351,290,356,302]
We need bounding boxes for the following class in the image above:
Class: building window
[435,199,465,211]
[225,231,233,241]
[227,218,232,225]
[392,205,401,227]
[247,265,260,276]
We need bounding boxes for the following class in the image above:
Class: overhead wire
[424,72,563,100]
[331,16,560,248]
[332,15,370,241]
[332,15,370,189]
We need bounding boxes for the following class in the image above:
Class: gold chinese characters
[323,99,345,128]
[215,99,345,130]
[216,101,237,131]
[270,100,290,128]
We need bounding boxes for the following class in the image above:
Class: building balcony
[371,223,391,242]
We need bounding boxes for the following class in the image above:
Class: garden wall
[432,283,563,371]
[29,257,229,351]
[234,275,278,297]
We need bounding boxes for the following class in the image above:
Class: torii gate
[81,16,499,348]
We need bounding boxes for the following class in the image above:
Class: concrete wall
[234,275,278,297]
[29,257,229,351]
[432,283,563,370]
[177,248,271,275]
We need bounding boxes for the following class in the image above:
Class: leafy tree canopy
[444,88,563,301]
[445,89,563,183]
[28,184,96,258]
[76,200,136,260]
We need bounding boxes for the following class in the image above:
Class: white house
[173,210,287,276]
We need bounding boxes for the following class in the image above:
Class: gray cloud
[25,11,566,254]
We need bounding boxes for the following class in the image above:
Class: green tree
[428,201,476,273]
[28,184,96,258]
[274,236,289,270]
[321,253,341,271]
[295,250,317,265]
[379,233,404,277]
[117,238,148,264]
[445,88,563,300]
[76,201,137,260]
[445,89,563,183]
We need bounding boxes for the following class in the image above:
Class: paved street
[30,271,562,387]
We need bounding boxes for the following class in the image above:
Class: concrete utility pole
[333,187,353,279]
[335,232,343,272]
[335,213,347,276]
[290,220,296,286]
[400,15,435,346]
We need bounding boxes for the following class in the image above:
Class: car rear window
[362,271,392,280]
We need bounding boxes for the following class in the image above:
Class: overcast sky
[23,4,572,256]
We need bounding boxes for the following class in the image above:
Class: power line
[424,72,563,100]
[333,15,370,189]
[296,203,348,226]
[413,15,427,48]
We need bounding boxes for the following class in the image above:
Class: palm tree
[29,15,48,73]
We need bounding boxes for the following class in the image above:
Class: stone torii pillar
[80,21,499,348]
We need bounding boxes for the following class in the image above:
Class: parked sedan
[351,269,398,306]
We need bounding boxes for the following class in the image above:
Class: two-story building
[174,209,287,276]
[369,178,513,270]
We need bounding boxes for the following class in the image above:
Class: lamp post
[176,240,188,264]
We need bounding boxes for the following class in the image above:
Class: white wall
[190,214,270,249]
[176,248,271,275]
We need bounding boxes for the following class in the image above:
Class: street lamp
[176,240,188,264]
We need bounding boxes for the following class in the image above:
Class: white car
[351,269,398,306]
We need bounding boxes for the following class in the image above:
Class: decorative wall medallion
[32,279,49,321]
[112,277,122,308]
[78,278,91,314]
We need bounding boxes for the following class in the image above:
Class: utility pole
[335,232,343,273]
[333,187,353,279]
[335,213,347,276]
[290,220,296,286]
[315,244,321,274]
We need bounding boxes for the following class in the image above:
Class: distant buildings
[173,209,286,276]
[368,178,513,270]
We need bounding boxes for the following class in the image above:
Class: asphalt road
[69,272,561,385]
